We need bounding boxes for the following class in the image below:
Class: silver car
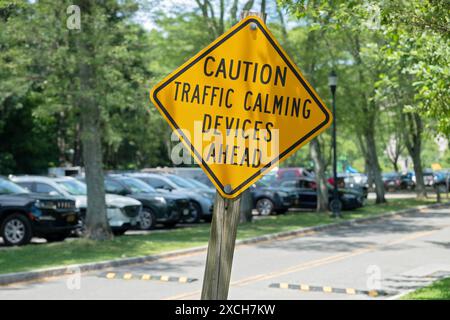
[10,176,142,235]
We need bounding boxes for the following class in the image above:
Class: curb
[1,201,449,286]
[269,282,394,297]
[101,272,197,283]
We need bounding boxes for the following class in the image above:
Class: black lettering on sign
[225,89,234,108]
[303,99,311,119]
[229,59,240,80]
[215,59,227,78]
[241,92,313,119]
[244,91,252,111]
[265,122,274,142]
[202,114,212,133]
[204,56,215,76]
[252,148,261,167]
[191,85,200,104]
[174,81,182,101]
[242,61,252,81]
[202,56,287,86]
[201,85,211,104]
[213,115,223,135]
[274,66,287,87]
[182,82,190,102]
[260,64,272,84]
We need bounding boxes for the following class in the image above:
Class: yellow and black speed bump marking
[269,283,394,297]
[102,272,197,283]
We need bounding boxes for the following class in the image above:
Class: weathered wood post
[201,11,267,300]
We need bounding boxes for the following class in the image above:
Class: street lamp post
[329,70,341,218]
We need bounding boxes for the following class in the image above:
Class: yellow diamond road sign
[150,16,332,199]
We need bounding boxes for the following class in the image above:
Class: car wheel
[256,198,274,216]
[44,232,70,243]
[329,199,343,212]
[185,202,201,223]
[1,214,32,246]
[140,208,156,230]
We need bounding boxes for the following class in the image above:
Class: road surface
[1,206,449,300]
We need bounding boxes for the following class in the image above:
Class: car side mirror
[49,191,60,196]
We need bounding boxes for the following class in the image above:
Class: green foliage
[0,0,448,176]
[402,277,450,300]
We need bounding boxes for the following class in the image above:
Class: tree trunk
[77,0,112,240]
[239,189,253,223]
[365,127,386,203]
[404,113,426,199]
[365,159,374,191]
[392,161,399,173]
[310,138,329,211]
[73,121,82,166]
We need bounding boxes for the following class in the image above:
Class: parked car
[250,180,297,215]
[279,177,365,210]
[434,170,450,192]
[400,172,415,190]
[337,173,369,198]
[382,172,402,191]
[276,167,314,181]
[411,170,435,187]
[185,178,215,193]
[129,173,214,222]
[0,177,78,245]
[165,168,215,189]
[11,176,142,235]
[423,170,435,187]
[104,175,190,229]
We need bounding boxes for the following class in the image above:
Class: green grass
[402,277,450,300]
[0,198,439,275]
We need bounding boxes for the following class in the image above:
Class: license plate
[66,215,76,222]
[183,209,190,216]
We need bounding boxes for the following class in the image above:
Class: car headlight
[154,196,166,205]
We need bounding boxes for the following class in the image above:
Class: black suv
[279,177,365,210]
[104,175,190,229]
[250,181,297,215]
[0,178,78,246]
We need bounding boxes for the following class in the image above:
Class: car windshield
[166,175,194,188]
[120,177,155,193]
[57,180,87,195]
[0,179,29,195]
[260,172,277,185]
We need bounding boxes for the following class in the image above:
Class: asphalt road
[1,206,449,300]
